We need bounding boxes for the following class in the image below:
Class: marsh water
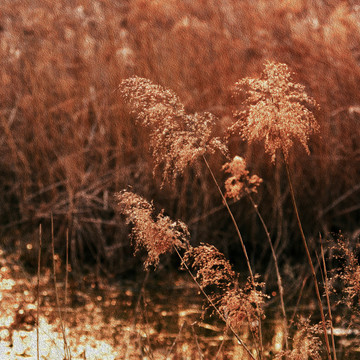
[1,249,359,359]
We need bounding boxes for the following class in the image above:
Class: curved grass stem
[202,155,263,359]
[247,193,289,350]
[174,246,256,360]
[284,161,332,360]
[202,155,254,282]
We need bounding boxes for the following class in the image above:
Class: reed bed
[1,0,360,358]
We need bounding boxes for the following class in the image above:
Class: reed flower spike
[117,190,190,268]
[275,317,323,360]
[222,156,263,200]
[330,235,360,309]
[183,244,266,330]
[230,62,319,162]
[183,244,236,293]
[120,77,227,185]
[219,279,266,331]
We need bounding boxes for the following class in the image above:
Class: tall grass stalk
[202,155,255,283]
[284,162,332,360]
[37,224,42,360]
[165,321,187,358]
[202,155,263,357]
[320,239,337,360]
[51,214,72,360]
[173,246,256,360]
[247,193,289,350]
[191,323,205,359]
[65,229,69,307]
[289,276,308,326]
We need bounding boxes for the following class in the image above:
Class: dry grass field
[1,0,360,359]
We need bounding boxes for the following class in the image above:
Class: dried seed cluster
[230,61,319,162]
[117,190,190,268]
[222,156,263,200]
[120,76,227,185]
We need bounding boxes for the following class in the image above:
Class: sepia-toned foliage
[120,76,227,185]
[117,190,190,268]
[230,62,320,163]
[275,318,324,360]
[1,1,360,357]
[329,235,360,310]
[222,155,263,200]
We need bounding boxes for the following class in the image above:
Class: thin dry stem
[165,321,187,358]
[65,228,69,307]
[247,193,289,350]
[37,224,42,360]
[202,155,255,283]
[221,155,288,348]
[285,163,332,360]
[320,239,337,360]
[202,155,263,357]
[51,214,71,360]
[174,246,256,360]
[289,277,308,327]
[191,324,204,360]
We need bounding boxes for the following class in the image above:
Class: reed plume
[232,62,332,359]
[230,61,319,162]
[183,244,266,345]
[182,244,236,294]
[121,76,264,353]
[275,318,323,360]
[223,155,289,348]
[219,278,266,332]
[117,190,262,359]
[115,200,268,334]
[120,77,227,185]
[116,190,190,268]
[222,155,262,200]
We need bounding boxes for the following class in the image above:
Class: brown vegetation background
[1,0,359,276]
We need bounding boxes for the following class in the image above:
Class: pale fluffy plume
[230,62,319,163]
[117,190,190,268]
[120,76,227,185]
[219,277,267,331]
[222,156,263,200]
[183,244,266,329]
[275,317,323,360]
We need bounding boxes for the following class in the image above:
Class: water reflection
[1,249,360,359]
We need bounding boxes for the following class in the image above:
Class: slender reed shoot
[222,155,289,349]
[51,214,71,360]
[285,162,332,360]
[320,238,337,360]
[37,224,42,360]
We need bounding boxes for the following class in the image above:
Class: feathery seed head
[117,190,190,268]
[183,244,236,293]
[120,76,227,185]
[275,317,323,359]
[230,62,319,163]
[222,156,263,199]
[219,277,266,330]
[330,235,360,308]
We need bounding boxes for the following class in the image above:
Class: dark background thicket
[1,0,359,279]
